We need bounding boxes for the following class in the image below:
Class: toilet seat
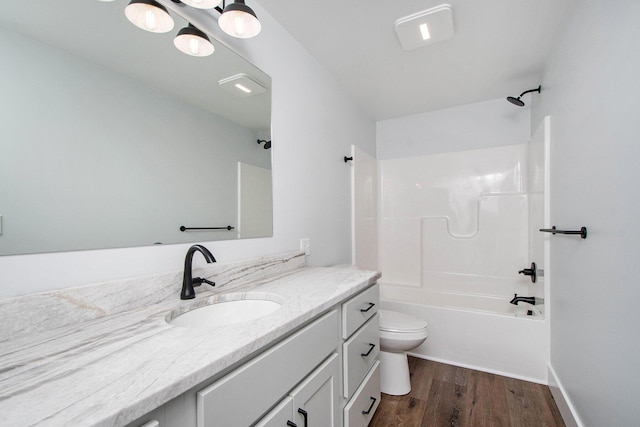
[379,309,428,333]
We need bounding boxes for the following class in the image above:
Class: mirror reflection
[0,0,272,256]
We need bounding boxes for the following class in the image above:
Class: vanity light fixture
[218,0,262,39]
[119,0,262,57]
[174,24,215,56]
[395,4,454,50]
[180,0,221,10]
[125,0,175,33]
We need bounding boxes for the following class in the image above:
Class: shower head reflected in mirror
[506,85,541,107]
[257,139,271,149]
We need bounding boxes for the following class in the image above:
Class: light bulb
[174,25,214,57]
[218,1,261,39]
[125,0,174,34]
[144,10,157,31]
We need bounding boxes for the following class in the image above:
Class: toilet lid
[379,309,428,333]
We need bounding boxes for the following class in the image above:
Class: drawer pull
[287,422,297,427]
[360,302,376,313]
[362,397,377,415]
[361,343,376,357]
[297,408,308,427]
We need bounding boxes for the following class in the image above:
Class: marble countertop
[0,258,380,426]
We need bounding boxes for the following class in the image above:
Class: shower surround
[352,117,550,381]
[378,143,531,296]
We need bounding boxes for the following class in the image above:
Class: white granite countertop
[0,255,380,427]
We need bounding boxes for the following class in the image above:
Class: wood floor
[369,357,565,427]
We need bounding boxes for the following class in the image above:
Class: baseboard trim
[547,364,583,427]
[408,353,547,385]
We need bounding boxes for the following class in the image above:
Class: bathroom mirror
[0,0,272,256]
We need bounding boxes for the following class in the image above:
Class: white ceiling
[259,0,570,120]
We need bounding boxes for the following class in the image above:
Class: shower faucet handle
[518,262,537,284]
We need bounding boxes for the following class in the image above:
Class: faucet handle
[518,262,537,283]
[192,277,216,288]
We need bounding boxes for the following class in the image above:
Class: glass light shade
[218,1,261,39]
[174,25,215,57]
[125,0,174,33]
[180,0,221,10]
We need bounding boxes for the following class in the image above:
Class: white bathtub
[380,283,549,383]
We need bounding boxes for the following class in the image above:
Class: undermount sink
[168,299,282,328]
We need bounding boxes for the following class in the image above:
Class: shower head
[506,96,525,107]
[506,85,541,107]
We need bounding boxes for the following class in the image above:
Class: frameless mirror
[0,0,272,256]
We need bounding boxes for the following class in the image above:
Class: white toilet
[378,309,429,395]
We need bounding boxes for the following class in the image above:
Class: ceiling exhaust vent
[394,4,454,51]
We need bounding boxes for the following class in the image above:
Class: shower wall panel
[378,144,531,296]
[351,145,378,270]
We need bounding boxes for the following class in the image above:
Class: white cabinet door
[291,354,340,427]
[255,396,295,427]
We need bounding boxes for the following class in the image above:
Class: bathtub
[380,283,549,383]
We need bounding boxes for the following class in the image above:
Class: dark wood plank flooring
[370,357,565,427]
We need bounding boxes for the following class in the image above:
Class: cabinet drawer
[197,310,338,427]
[342,284,379,339]
[344,361,380,427]
[343,314,379,398]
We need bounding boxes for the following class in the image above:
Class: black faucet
[181,244,217,300]
[509,294,544,306]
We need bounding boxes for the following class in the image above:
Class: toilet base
[379,350,411,395]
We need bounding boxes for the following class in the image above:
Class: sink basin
[169,299,282,328]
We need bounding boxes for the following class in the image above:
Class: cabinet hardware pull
[362,397,377,415]
[297,408,308,427]
[287,421,297,427]
[361,343,376,357]
[360,302,375,313]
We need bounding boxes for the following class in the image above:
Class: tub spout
[510,294,544,305]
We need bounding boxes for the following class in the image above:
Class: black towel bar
[539,226,587,239]
[180,225,234,232]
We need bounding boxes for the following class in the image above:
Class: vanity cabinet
[128,284,380,427]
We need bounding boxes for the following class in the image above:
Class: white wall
[0,3,376,297]
[531,1,640,425]
[376,98,530,159]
